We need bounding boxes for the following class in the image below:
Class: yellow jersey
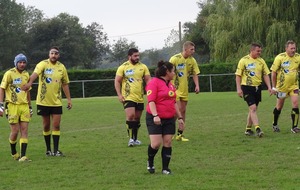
[235,55,270,86]
[169,53,200,97]
[116,61,150,103]
[270,52,300,90]
[33,59,70,106]
[0,68,30,104]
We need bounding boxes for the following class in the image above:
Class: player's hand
[153,116,161,125]
[195,86,200,94]
[237,89,243,98]
[178,118,185,131]
[29,106,33,117]
[118,95,125,103]
[67,102,72,110]
[21,83,31,91]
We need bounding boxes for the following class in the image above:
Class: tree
[0,0,28,69]
[187,0,300,63]
[110,38,137,65]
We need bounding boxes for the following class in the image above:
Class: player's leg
[133,104,143,145]
[175,99,189,141]
[161,118,175,175]
[290,93,299,133]
[37,105,52,156]
[7,104,20,160]
[19,121,31,162]
[18,104,31,161]
[52,113,63,156]
[9,123,20,160]
[146,113,162,174]
[124,104,136,146]
[272,98,284,132]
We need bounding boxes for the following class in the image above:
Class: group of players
[0,47,72,162]
[235,40,300,137]
[114,41,200,174]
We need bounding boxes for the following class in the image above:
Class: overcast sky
[15,0,200,51]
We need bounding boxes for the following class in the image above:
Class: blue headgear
[14,53,27,67]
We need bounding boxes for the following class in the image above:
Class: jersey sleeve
[62,66,70,84]
[235,59,244,76]
[116,65,124,77]
[270,56,281,72]
[146,79,157,103]
[33,61,45,75]
[192,58,200,75]
[0,71,11,89]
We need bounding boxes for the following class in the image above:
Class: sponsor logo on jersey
[176,63,185,70]
[46,77,52,83]
[246,63,255,70]
[13,78,22,85]
[45,68,54,74]
[250,71,255,76]
[128,78,134,83]
[169,91,175,97]
[147,90,152,95]
[125,69,134,76]
[15,87,21,93]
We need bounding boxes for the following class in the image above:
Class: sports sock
[273,108,281,126]
[52,130,61,152]
[43,131,51,151]
[177,129,183,136]
[9,139,17,155]
[291,108,299,128]
[126,121,134,139]
[148,145,159,167]
[20,138,28,157]
[246,126,252,131]
[255,125,260,131]
[161,146,172,170]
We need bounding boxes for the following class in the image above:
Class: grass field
[0,91,300,190]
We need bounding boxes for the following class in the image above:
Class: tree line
[1,0,299,71]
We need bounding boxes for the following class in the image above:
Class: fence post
[209,74,212,92]
[82,81,85,98]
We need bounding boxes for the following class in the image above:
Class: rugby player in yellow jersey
[235,43,272,137]
[169,41,200,141]
[0,54,32,162]
[114,48,151,147]
[22,46,72,156]
[270,40,300,133]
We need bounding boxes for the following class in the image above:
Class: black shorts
[123,101,144,111]
[146,112,176,135]
[37,105,63,115]
[241,85,262,106]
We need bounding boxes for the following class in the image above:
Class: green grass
[0,91,300,190]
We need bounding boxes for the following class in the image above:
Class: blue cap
[14,53,27,67]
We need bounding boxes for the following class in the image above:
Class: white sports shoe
[134,140,142,145]
[128,139,134,147]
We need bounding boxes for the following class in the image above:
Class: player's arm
[235,75,243,98]
[271,71,278,94]
[263,74,272,95]
[0,88,5,117]
[62,83,72,110]
[21,72,39,91]
[192,74,200,94]
[144,75,151,85]
[175,102,184,131]
[114,75,124,103]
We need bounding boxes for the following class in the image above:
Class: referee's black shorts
[146,112,176,135]
[241,85,262,106]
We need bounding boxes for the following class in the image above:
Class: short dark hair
[50,46,60,51]
[128,48,139,56]
[155,60,174,78]
[250,43,262,49]
[285,40,296,48]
